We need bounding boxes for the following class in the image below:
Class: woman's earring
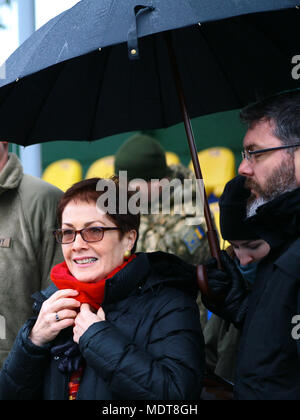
[124,250,131,260]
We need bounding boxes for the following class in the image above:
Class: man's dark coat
[235,188,300,400]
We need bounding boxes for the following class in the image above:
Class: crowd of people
[0,89,299,400]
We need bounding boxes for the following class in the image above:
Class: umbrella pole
[164,31,222,274]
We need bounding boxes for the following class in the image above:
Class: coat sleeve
[0,320,50,400]
[79,289,205,400]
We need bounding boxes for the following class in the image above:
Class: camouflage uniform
[136,164,213,328]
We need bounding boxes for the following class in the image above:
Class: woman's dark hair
[57,177,140,253]
[240,90,300,147]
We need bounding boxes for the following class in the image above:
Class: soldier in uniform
[114,134,212,328]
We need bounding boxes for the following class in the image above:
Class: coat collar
[0,153,23,196]
[249,187,300,249]
[102,253,151,304]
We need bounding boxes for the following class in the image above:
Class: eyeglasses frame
[53,226,120,244]
[241,143,300,162]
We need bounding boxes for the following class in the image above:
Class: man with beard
[239,95,300,217]
[202,90,300,400]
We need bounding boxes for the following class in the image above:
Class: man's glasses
[241,143,300,162]
[53,226,120,244]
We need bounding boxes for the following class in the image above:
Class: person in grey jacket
[0,177,204,400]
[0,142,63,367]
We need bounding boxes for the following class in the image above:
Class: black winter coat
[234,188,300,400]
[0,252,205,400]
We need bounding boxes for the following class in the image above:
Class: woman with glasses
[0,177,204,400]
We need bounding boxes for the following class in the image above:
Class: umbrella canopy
[0,0,299,145]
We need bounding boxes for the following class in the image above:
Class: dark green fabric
[114,134,170,181]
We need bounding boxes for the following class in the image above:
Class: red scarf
[50,254,136,310]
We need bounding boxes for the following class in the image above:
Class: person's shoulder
[274,237,300,279]
[146,250,196,274]
[145,281,200,327]
[144,251,198,298]
[142,269,197,310]
[20,174,63,199]
[18,175,63,224]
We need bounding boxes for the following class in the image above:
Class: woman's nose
[71,232,89,250]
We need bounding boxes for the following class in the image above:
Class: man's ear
[294,148,300,187]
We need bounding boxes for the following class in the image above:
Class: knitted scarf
[50,254,136,310]
[50,253,137,396]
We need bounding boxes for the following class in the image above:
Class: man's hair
[57,177,140,253]
[240,90,300,146]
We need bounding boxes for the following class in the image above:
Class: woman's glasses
[241,143,300,162]
[53,226,120,244]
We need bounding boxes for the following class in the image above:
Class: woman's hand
[73,303,105,343]
[29,289,81,347]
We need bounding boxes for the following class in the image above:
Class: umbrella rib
[153,34,167,127]
[23,62,68,145]
[87,50,110,142]
[198,24,245,109]
[241,16,291,101]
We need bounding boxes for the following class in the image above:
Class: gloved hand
[202,251,249,328]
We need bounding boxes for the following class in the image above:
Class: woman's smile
[73,257,99,266]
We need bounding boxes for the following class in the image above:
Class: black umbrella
[0,0,299,145]
[0,0,300,275]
